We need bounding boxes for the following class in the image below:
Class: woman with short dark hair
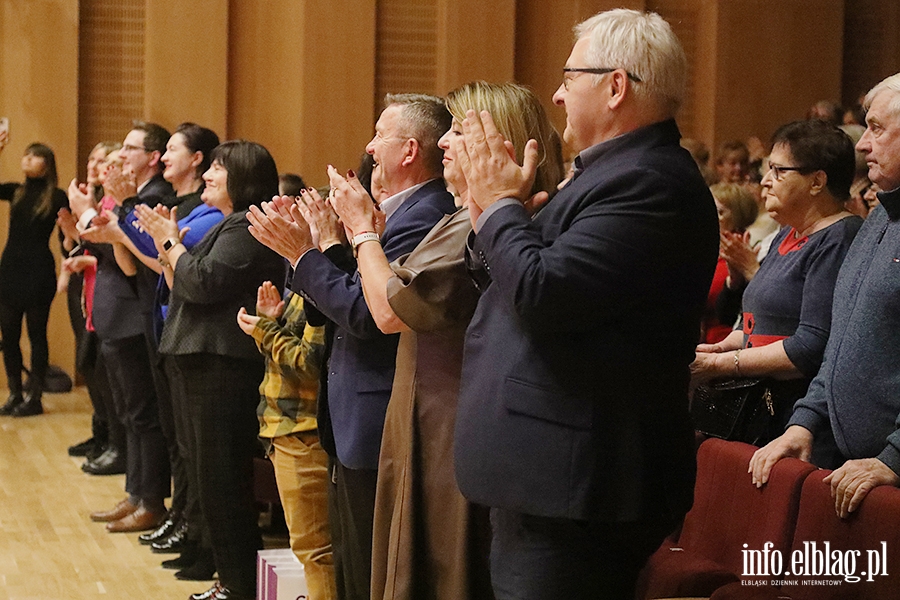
[692,120,864,445]
[0,138,67,417]
[136,140,286,600]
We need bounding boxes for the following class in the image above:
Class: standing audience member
[328,80,564,600]
[0,135,67,417]
[450,10,719,600]
[236,282,336,600]
[278,173,306,197]
[750,73,900,518]
[136,140,286,600]
[83,123,224,576]
[715,140,751,184]
[807,99,843,127]
[702,182,758,344]
[65,141,120,456]
[247,94,455,600]
[73,122,174,534]
[691,120,863,444]
[67,149,128,476]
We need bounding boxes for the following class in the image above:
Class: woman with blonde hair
[702,182,758,343]
[326,80,564,600]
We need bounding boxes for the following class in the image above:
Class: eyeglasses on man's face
[121,144,150,154]
[562,67,642,91]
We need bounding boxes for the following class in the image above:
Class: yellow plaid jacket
[253,293,326,438]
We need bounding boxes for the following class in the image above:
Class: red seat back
[780,469,900,599]
[678,438,816,575]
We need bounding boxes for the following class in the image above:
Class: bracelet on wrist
[734,348,742,377]
[157,254,170,268]
[350,231,380,256]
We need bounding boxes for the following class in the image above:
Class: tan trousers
[271,433,337,600]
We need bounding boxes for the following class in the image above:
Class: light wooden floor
[0,388,212,600]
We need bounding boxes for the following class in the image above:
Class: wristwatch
[162,238,180,252]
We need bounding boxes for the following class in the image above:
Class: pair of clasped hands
[245,109,547,265]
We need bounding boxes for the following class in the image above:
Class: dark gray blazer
[159,211,286,362]
[454,119,720,525]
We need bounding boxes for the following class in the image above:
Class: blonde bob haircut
[575,8,687,117]
[446,81,565,198]
[709,183,759,233]
[864,72,900,117]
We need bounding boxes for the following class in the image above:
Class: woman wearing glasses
[691,120,863,445]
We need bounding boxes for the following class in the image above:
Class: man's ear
[148,150,163,169]
[607,70,630,110]
[401,138,419,167]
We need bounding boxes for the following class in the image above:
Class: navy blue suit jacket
[290,179,455,470]
[454,120,719,524]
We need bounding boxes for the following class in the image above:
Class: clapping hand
[237,280,285,336]
[81,209,125,245]
[57,207,81,242]
[720,231,760,285]
[326,165,377,239]
[67,179,97,219]
[104,164,137,205]
[256,281,285,320]
[247,196,315,264]
[134,204,185,253]
[452,109,539,211]
[297,184,346,250]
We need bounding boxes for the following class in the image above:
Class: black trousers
[0,298,52,392]
[68,273,121,446]
[489,508,673,600]
[164,355,210,548]
[145,332,188,516]
[173,353,263,597]
[328,456,377,600]
[100,335,170,503]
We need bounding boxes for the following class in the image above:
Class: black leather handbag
[691,378,775,445]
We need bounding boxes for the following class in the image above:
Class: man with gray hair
[451,8,718,599]
[248,93,455,600]
[750,72,900,519]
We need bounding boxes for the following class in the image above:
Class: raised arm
[328,167,408,334]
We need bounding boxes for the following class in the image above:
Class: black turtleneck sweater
[0,179,67,306]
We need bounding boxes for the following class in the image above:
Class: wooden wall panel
[144,0,229,136]
[228,0,376,188]
[0,0,79,386]
[713,0,844,149]
[78,0,145,176]
[842,0,900,106]
[648,0,701,140]
[376,0,438,100]
[514,0,646,157]
[435,0,515,94]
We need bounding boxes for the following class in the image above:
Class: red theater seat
[638,438,816,599]
[713,469,900,599]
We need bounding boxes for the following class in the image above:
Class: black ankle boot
[12,389,43,417]
[0,392,24,416]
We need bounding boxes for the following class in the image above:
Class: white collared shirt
[378,179,434,222]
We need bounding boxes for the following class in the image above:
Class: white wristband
[77,208,99,232]
[351,231,380,252]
